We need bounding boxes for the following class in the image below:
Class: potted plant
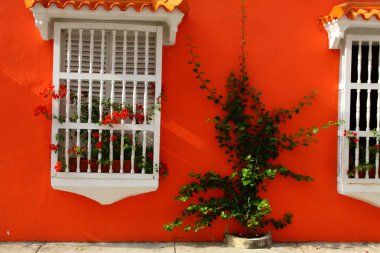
[163,0,337,248]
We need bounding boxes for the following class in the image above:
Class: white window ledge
[52,174,158,205]
[338,179,380,207]
[29,4,184,45]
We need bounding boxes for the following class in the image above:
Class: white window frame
[325,19,380,207]
[50,22,163,205]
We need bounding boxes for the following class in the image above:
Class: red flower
[159,163,168,176]
[353,138,359,143]
[52,84,67,99]
[110,135,118,142]
[101,114,120,125]
[343,130,347,136]
[39,86,54,98]
[136,104,144,111]
[55,161,62,172]
[119,109,129,119]
[50,144,59,151]
[34,105,49,118]
[70,145,85,156]
[135,113,145,124]
[96,141,104,150]
[92,132,100,139]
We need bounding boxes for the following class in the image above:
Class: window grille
[340,35,380,184]
[50,23,163,203]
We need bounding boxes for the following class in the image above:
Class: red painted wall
[0,0,379,242]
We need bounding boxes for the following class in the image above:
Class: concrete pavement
[0,242,379,253]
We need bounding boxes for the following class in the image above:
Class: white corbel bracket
[29,4,185,45]
[324,17,380,50]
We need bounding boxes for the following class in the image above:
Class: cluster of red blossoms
[101,108,130,125]
[96,141,104,150]
[68,145,86,156]
[92,132,117,142]
[49,144,60,151]
[39,85,67,99]
[343,130,359,143]
[55,161,62,172]
[34,105,49,118]
[101,105,145,125]
[34,84,67,119]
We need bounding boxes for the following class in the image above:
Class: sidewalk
[0,242,379,253]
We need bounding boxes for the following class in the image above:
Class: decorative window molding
[26,0,188,45]
[26,0,186,204]
[323,3,380,207]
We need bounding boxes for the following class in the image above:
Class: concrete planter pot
[224,232,272,249]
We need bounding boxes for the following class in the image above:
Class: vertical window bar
[109,30,116,174]
[131,31,138,174]
[76,29,83,173]
[142,31,149,174]
[365,42,373,179]
[120,30,127,174]
[355,88,360,178]
[87,29,94,173]
[131,80,137,174]
[355,41,362,178]
[65,28,72,172]
[358,41,362,83]
[368,41,373,84]
[98,29,106,173]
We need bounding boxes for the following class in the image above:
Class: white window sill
[338,178,380,207]
[52,174,158,205]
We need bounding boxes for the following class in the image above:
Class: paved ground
[0,242,379,253]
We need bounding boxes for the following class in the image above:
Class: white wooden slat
[142,82,148,174]
[120,31,127,174]
[153,26,163,179]
[366,90,371,179]
[58,72,156,83]
[358,41,362,84]
[76,29,84,173]
[57,122,154,131]
[64,29,72,172]
[109,30,117,174]
[98,29,106,173]
[368,41,373,84]
[87,29,95,173]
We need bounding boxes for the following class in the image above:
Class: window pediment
[26,0,187,45]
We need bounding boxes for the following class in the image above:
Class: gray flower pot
[224,232,272,249]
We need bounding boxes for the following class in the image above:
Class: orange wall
[0,0,379,242]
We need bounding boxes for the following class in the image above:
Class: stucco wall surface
[0,0,379,242]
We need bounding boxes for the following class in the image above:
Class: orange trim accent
[25,0,189,13]
[321,2,380,24]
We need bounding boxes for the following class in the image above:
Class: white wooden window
[338,34,380,207]
[51,22,163,204]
